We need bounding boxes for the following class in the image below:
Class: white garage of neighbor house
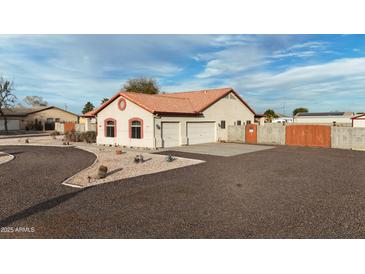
[352,114,365,127]
[93,87,256,148]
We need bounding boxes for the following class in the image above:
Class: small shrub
[65,130,96,143]
[81,131,96,143]
[65,130,78,142]
[165,154,176,162]
[98,165,108,179]
[50,131,60,139]
[24,138,29,144]
[50,131,60,137]
[134,154,144,163]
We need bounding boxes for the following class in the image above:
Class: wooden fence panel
[286,125,331,148]
[64,122,75,133]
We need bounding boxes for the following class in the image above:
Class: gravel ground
[0,152,13,165]
[1,145,365,238]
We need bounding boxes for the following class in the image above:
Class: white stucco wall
[353,118,365,127]
[202,92,255,140]
[96,96,155,147]
[154,92,255,147]
[294,116,352,126]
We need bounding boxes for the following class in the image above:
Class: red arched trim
[104,118,117,137]
[128,117,144,139]
[118,98,127,111]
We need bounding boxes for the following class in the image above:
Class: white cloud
[271,41,328,59]
[196,45,268,78]
[232,57,365,113]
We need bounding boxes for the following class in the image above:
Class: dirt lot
[1,145,365,238]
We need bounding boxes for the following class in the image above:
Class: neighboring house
[0,106,79,131]
[254,114,266,125]
[93,87,256,148]
[352,114,365,127]
[272,117,294,123]
[293,112,354,126]
[79,110,97,132]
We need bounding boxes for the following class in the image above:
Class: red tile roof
[81,110,96,117]
[93,87,256,115]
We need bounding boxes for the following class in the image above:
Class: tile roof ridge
[160,87,232,95]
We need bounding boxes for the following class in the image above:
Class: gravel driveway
[1,145,365,238]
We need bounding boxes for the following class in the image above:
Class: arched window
[105,119,116,137]
[129,118,143,139]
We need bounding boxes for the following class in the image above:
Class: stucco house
[93,87,257,148]
[293,112,354,126]
[352,113,365,127]
[79,110,97,132]
[0,106,79,131]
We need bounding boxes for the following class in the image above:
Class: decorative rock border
[0,152,14,165]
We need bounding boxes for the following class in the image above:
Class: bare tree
[24,95,48,107]
[0,76,16,133]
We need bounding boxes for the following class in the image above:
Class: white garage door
[187,122,216,145]
[0,119,20,131]
[161,122,180,147]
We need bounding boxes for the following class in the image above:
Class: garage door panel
[0,119,20,131]
[162,122,180,147]
[187,122,215,145]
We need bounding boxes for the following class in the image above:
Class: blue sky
[0,34,364,115]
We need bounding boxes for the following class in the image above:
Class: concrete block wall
[257,124,286,145]
[331,127,365,150]
[55,122,64,133]
[75,124,86,132]
[227,125,245,143]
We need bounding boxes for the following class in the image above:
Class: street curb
[60,146,99,189]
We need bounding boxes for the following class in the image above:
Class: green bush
[65,130,79,142]
[50,131,60,137]
[81,131,96,143]
[64,130,96,143]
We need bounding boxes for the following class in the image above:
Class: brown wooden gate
[285,125,331,148]
[64,122,75,133]
[245,124,257,144]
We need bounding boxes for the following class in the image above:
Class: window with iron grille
[221,120,226,129]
